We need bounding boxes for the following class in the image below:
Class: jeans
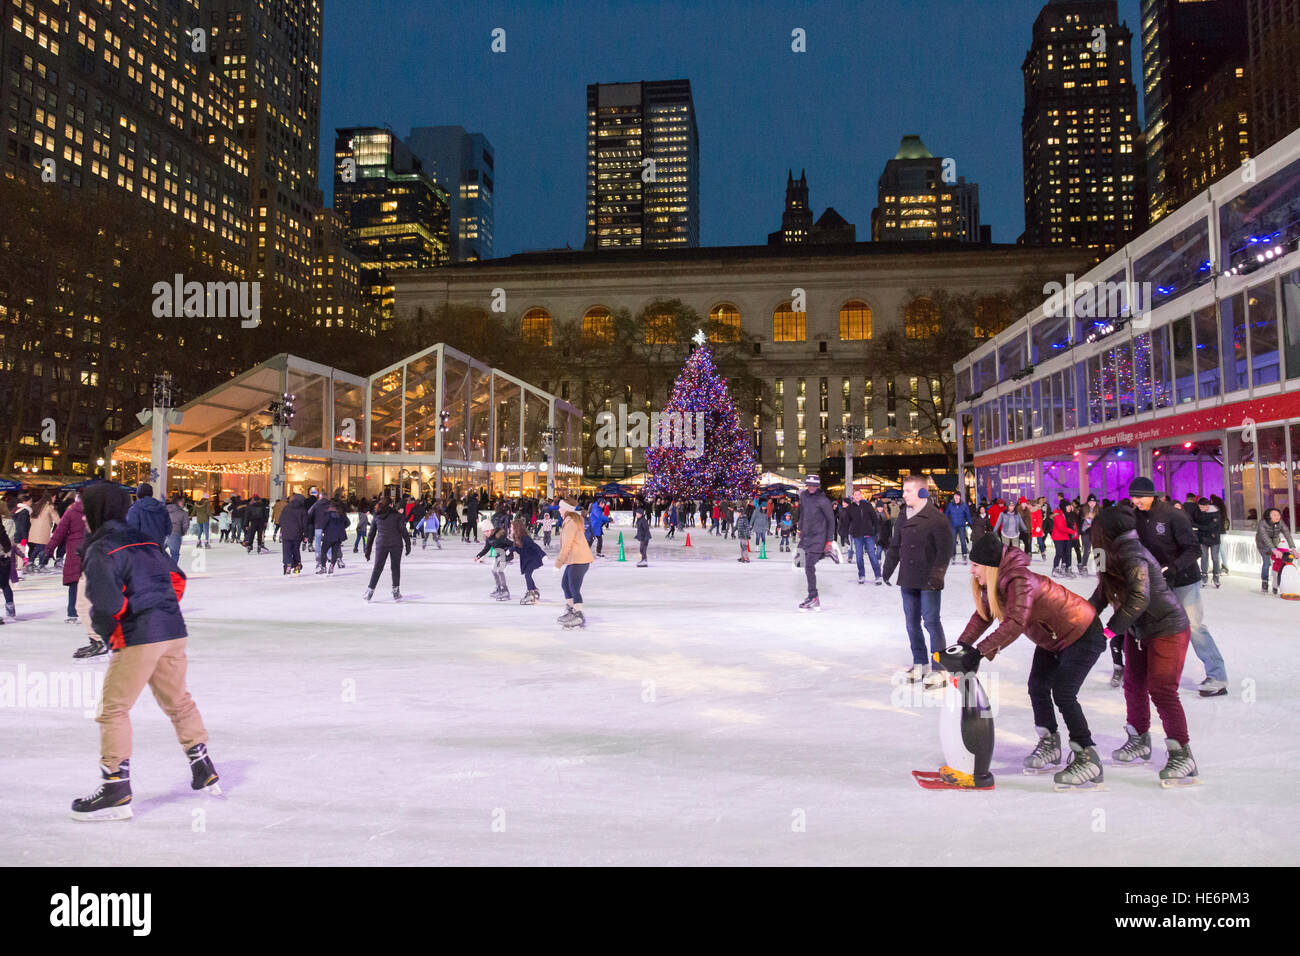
[1200,544,1220,578]
[194,522,209,544]
[901,587,945,667]
[852,535,881,580]
[1172,580,1226,682]
[802,549,823,598]
[1124,629,1191,746]
[1261,556,1276,587]
[66,582,78,619]
[1026,617,1104,746]
[165,533,182,565]
[951,525,968,557]
[28,543,46,569]
[562,563,588,604]
[313,528,324,560]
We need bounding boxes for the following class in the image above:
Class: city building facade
[768,170,856,245]
[1022,0,1145,252]
[871,136,981,243]
[1246,0,1300,154]
[586,79,699,250]
[312,207,368,334]
[405,125,494,262]
[955,126,1300,552]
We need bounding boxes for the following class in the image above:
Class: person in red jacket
[959,534,1107,789]
[1049,503,1080,578]
[47,491,88,625]
[70,482,219,821]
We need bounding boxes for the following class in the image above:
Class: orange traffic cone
[684,532,692,547]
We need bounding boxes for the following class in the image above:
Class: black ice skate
[1158,739,1200,787]
[187,743,221,795]
[557,607,577,625]
[1023,727,1062,773]
[798,596,822,612]
[1112,723,1152,763]
[327,561,336,575]
[563,609,586,629]
[1053,741,1105,791]
[1109,665,1124,688]
[72,638,107,662]
[391,587,402,602]
[70,761,132,822]
[519,589,540,605]
[363,587,374,602]
[4,601,14,618]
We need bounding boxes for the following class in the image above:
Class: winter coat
[750,509,770,536]
[945,499,971,529]
[1194,505,1221,547]
[271,499,288,525]
[366,508,411,555]
[83,519,187,650]
[994,509,1024,538]
[1256,519,1296,558]
[244,498,268,531]
[515,534,545,575]
[556,512,595,567]
[307,495,331,533]
[47,498,88,585]
[587,501,611,537]
[882,500,953,590]
[847,500,879,538]
[166,502,190,537]
[125,495,169,546]
[735,514,752,538]
[958,546,1098,659]
[28,504,57,545]
[795,489,835,552]
[1134,501,1202,589]
[634,515,651,543]
[12,504,31,543]
[278,494,309,542]
[1088,528,1189,642]
[987,501,1006,530]
[969,513,991,544]
[1049,511,1078,542]
[779,513,794,533]
[1030,508,1045,539]
[194,498,212,525]
[320,509,348,547]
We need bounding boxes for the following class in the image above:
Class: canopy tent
[755,469,805,486]
[598,482,637,497]
[758,482,800,496]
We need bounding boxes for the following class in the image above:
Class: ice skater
[417,508,442,549]
[735,506,752,562]
[318,498,347,574]
[1091,505,1200,786]
[959,535,1107,790]
[555,499,594,628]
[795,475,836,610]
[278,493,307,575]
[363,497,410,602]
[634,507,651,567]
[475,524,515,600]
[511,518,545,604]
[882,475,953,688]
[71,483,219,821]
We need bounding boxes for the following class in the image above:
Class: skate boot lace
[1028,734,1059,765]
[1164,749,1196,777]
[1117,733,1149,759]
[1059,748,1099,783]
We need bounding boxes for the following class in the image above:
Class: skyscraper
[405,126,495,262]
[1142,0,1251,224]
[1246,0,1300,153]
[334,128,449,324]
[1022,0,1143,252]
[586,80,699,250]
[871,136,982,242]
[211,0,324,301]
[767,171,856,245]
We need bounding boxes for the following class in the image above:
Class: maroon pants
[1123,630,1191,746]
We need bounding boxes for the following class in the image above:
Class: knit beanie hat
[969,534,1004,568]
[1096,504,1137,539]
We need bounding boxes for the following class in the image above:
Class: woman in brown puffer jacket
[958,534,1106,788]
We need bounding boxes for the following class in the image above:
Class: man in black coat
[1129,476,1227,697]
[463,491,480,542]
[795,475,836,611]
[242,494,269,553]
[278,493,309,573]
[882,475,953,687]
[307,492,331,566]
[847,489,882,585]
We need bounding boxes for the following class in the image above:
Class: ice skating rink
[3,531,1295,866]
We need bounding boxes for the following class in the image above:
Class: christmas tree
[644,335,757,499]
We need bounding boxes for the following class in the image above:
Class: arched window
[839,300,873,340]
[709,303,741,342]
[904,297,941,339]
[582,306,614,344]
[645,312,678,345]
[521,307,552,346]
[974,296,1011,338]
[773,301,806,342]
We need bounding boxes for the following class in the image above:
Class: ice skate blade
[1111,756,1153,765]
[1023,764,1062,775]
[1160,776,1202,788]
[70,804,133,822]
[200,782,223,796]
[1053,781,1107,792]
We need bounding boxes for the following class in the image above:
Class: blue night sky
[321,0,1144,255]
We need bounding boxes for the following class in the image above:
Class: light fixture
[1183,441,1193,449]
[96,458,105,467]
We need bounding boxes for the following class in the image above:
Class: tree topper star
[692,329,707,346]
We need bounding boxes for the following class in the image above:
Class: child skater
[735,505,752,562]
[511,518,546,604]
[475,524,515,601]
[555,498,594,628]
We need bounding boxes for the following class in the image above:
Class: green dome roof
[894,135,933,160]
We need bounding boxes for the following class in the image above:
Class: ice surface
[2,530,1295,866]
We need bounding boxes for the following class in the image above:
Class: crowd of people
[3,469,1294,816]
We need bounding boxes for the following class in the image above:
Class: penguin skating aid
[911,645,995,791]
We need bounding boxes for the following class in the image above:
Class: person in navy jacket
[586,497,611,557]
[945,493,972,563]
[71,482,218,821]
[124,482,169,548]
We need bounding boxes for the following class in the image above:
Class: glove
[1104,627,1117,640]
[960,644,983,673]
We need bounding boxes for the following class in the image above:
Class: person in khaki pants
[70,483,220,821]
